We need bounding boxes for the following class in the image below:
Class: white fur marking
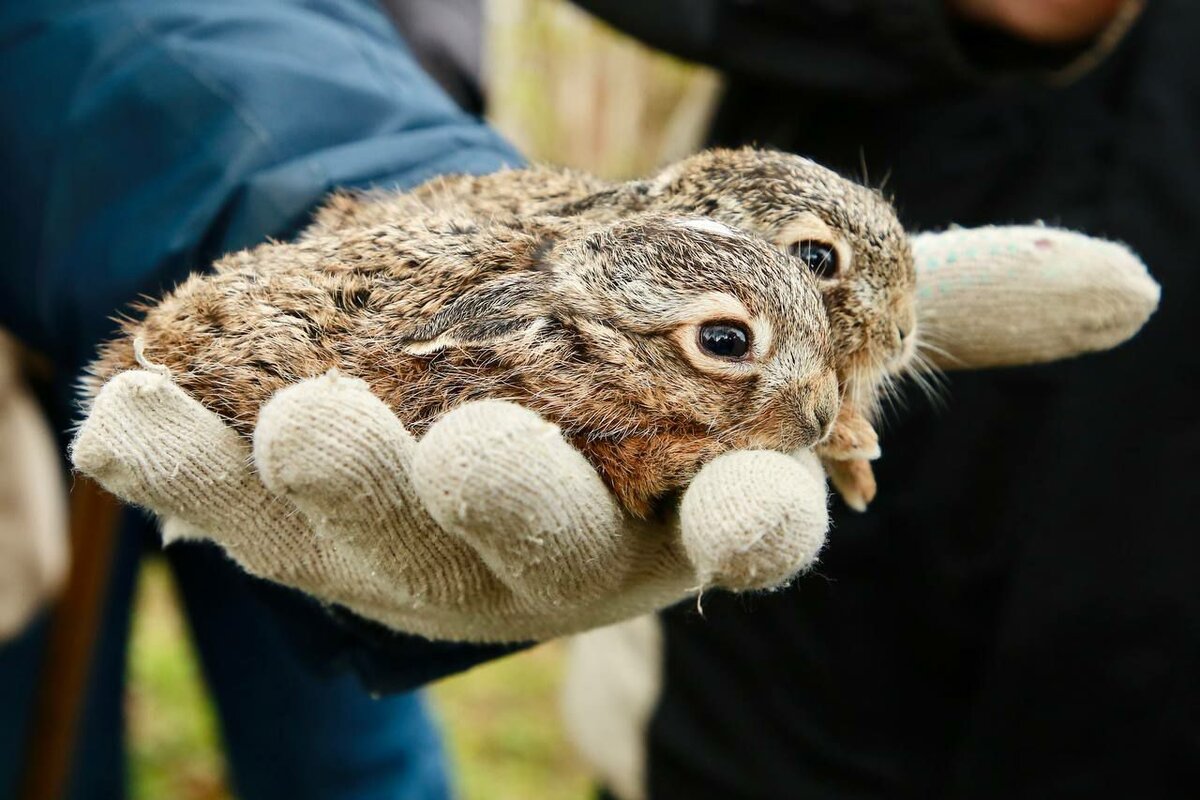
[676,218,740,238]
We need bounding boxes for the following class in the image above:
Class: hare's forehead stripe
[675,218,741,238]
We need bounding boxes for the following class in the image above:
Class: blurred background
[13,1,1183,798]
[124,1,712,798]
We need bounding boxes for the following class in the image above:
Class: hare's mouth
[890,324,919,373]
[726,397,834,455]
[838,328,947,430]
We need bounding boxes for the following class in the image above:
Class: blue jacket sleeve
[0,0,522,375]
[0,0,527,689]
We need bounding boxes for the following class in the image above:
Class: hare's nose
[815,405,833,436]
[892,315,919,371]
[895,307,918,345]
[808,370,840,442]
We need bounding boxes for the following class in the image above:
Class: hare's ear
[646,161,685,196]
[552,178,656,217]
[402,269,555,357]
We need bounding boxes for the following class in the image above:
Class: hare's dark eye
[698,322,751,360]
[788,240,839,279]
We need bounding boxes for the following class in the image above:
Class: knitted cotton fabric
[72,369,826,642]
[912,225,1158,370]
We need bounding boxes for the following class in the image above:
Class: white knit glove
[0,333,68,641]
[69,225,1158,643]
[72,370,824,642]
[911,224,1158,369]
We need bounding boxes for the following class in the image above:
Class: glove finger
[70,370,323,583]
[253,371,508,608]
[913,226,1160,370]
[679,448,828,591]
[411,400,683,609]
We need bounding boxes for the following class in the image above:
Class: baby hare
[88,213,838,518]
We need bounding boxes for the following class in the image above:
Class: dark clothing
[577,1,1200,797]
[576,0,1097,95]
[382,0,486,115]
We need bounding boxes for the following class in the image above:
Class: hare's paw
[817,403,881,462]
[823,457,877,513]
[816,404,880,510]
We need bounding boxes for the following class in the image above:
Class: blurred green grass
[434,645,591,800]
[127,562,232,800]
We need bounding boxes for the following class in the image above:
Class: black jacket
[577,1,1199,797]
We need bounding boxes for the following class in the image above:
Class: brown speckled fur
[307,148,917,429]
[87,213,837,518]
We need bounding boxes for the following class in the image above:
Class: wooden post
[18,478,121,800]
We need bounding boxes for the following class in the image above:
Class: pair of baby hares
[89,148,915,516]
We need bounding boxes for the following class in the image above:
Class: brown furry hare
[87,213,839,517]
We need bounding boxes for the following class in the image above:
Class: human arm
[569,0,1141,94]
[0,0,524,684]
